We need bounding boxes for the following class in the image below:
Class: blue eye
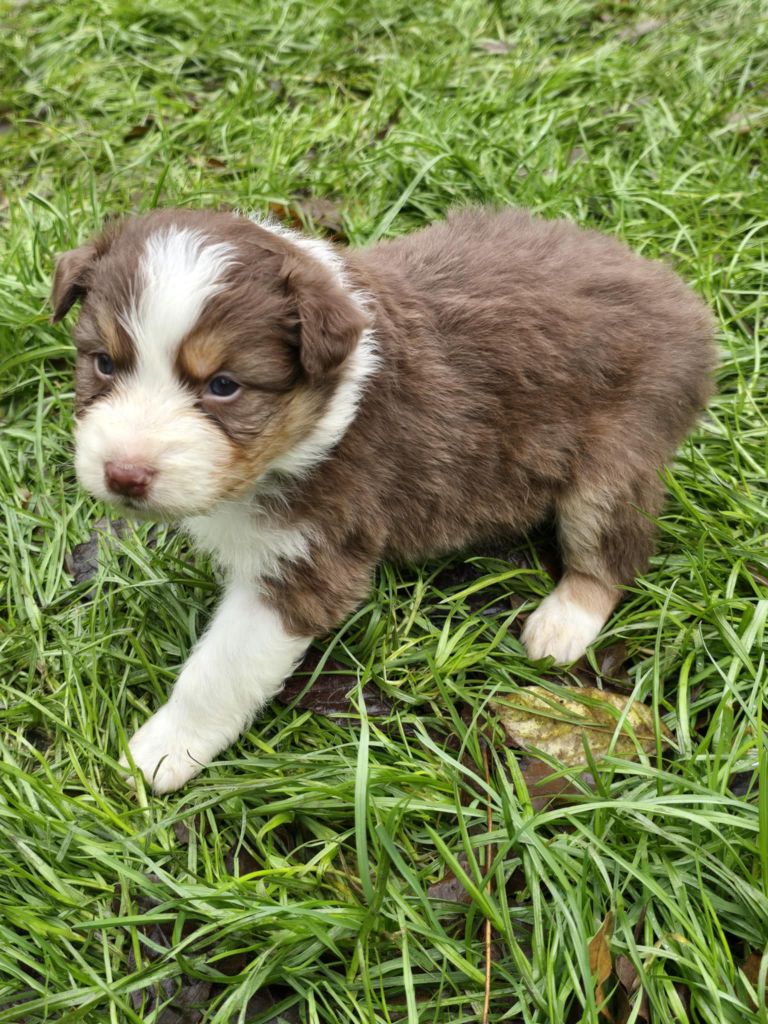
[207,375,241,398]
[95,352,114,377]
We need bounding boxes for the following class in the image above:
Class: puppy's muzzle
[104,461,155,499]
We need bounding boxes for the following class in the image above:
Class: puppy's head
[52,209,368,518]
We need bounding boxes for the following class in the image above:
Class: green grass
[1,0,767,1021]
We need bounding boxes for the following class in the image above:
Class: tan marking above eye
[93,305,134,363]
[178,331,229,383]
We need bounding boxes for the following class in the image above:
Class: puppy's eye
[207,375,241,399]
[94,352,115,378]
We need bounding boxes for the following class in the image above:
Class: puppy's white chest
[183,500,311,581]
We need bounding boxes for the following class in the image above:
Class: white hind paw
[521,590,606,664]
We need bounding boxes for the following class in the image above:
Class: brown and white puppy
[51,207,716,792]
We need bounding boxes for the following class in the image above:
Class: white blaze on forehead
[119,226,236,374]
[76,227,237,516]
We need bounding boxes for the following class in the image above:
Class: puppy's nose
[104,461,155,498]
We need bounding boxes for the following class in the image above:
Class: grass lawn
[1,0,767,1020]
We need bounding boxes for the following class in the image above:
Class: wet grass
[0,0,767,1021]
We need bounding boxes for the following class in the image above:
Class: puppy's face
[52,210,367,518]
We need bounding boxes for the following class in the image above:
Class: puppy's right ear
[50,243,97,323]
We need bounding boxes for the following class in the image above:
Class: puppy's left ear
[282,253,369,378]
[50,243,97,323]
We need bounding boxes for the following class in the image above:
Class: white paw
[121,703,219,794]
[521,590,606,664]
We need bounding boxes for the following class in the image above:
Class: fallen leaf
[492,686,674,767]
[588,912,614,1019]
[173,821,191,846]
[295,196,344,235]
[268,201,302,230]
[598,642,630,683]
[66,518,126,585]
[613,908,651,1023]
[278,648,392,720]
[244,990,301,1023]
[269,196,345,238]
[614,954,637,994]
[614,982,650,1024]
[742,951,767,1008]
[617,18,665,41]
[517,755,594,811]
[427,854,473,904]
[570,641,634,693]
[123,115,156,141]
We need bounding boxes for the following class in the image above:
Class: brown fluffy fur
[264,208,716,635]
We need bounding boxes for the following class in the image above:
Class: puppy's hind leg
[521,474,662,664]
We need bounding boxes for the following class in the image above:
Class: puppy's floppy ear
[50,243,98,323]
[282,253,369,378]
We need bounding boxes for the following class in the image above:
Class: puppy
[51,207,716,793]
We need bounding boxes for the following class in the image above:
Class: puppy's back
[365,206,716,450]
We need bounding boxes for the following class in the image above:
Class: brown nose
[104,461,155,499]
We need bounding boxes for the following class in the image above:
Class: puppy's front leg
[123,582,310,794]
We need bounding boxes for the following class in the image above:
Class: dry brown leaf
[428,854,473,905]
[517,755,593,810]
[588,912,614,1019]
[614,954,637,994]
[279,648,392,720]
[268,201,302,230]
[295,196,344,234]
[269,197,345,239]
[66,518,126,585]
[123,115,156,141]
[613,908,651,1023]
[598,642,631,685]
[492,686,673,766]
[243,991,301,1023]
[742,951,768,1008]
[614,953,651,1023]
